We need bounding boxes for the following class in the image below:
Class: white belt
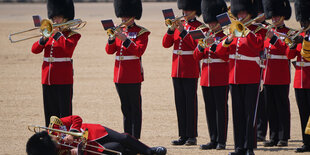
[115,55,139,61]
[266,54,287,60]
[43,57,71,62]
[296,61,310,67]
[173,50,193,55]
[203,58,226,64]
[229,54,260,62]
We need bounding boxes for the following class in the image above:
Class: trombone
[165,11,196,28]
[28,125,122,155]
[107,17,134,38]
[9,18,86,43]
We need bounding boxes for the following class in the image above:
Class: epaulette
[196,23,208,31]
[68,30,80,38]
[136,25,150,37]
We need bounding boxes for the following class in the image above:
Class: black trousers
[230,84,259,150]
[172,77,198,138]
[42,84,73,127]
[295,88,310,145]
[264,85,290,141]
[96,127,151,155]
[256,89,267,139]
[115,83,142,139]
[202,85,229,144]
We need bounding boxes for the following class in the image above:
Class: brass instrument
[306,116,310,135]
[229,13,265,37]
[301,37,310,61]
[28,125,122,155]
[9,18,86,43]
[165,11,196,28]
[107,17,134,38]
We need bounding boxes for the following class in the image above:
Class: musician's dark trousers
[264,85,290,141]
[172,77,198,138]
[115,83,142,139]
[202,85,229,145]
[230,84,259,150]
[256,89,267,139]
[42,84,73,127]
[97,127,152,155]
[295,88,310,146]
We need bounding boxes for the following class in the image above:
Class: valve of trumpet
[42,29,53,38]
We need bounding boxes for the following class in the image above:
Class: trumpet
[9,18,86,43]
[107,17,134,38]
[28,125,122,155]
[165,11,195,28]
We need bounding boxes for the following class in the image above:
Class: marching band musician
[26,115,167,155]
[193,0,229,150]
[105,0,150,140]
[261,0,292,147]
[31,0,81,127]
[216,0,264,154]
[162,0,207,146]
[286,0,310,152]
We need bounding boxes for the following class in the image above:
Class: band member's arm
[53,32,81,57]
[193,45,205,60]
[31,37,49,54]
[268,35,289,55]
[286,45,299,59]
[122,31,150,57]
[216,36,233,57]
[60,115,83,132]
[162,29,175,48]
[245,31,264,52]
[105,38,117,55]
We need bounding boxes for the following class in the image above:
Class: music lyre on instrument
[28,125,122,155]
[101,18,134,38]
[162,8,195,28]
[8,15,87,43]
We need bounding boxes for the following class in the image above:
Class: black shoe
[171,137,188,145]
[200,142,217,150]
[228,149,245,155]
[263,139,278,147]
[216,143,226,150]
[151,146,167,155]
[246,149,255,155]
[277,140,288,147]
[296,145,310,153]
[257,136,266,142]
[184,137,197,146]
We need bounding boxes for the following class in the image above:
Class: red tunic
[216,25,264,84]
[162,19,208,78]
[31,30,81,85]
[105,24,150,83]
[263,26,291,85]
[286,32,310,89]
[193,31,229,86]
[59,115,108,154]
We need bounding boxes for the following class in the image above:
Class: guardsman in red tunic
[194,0,229,150]
[261,0,292,147]
[31,0,81,127]
[162,0,206,146]
[105,0,150,139]
[286,0,310,152]
[26,115,167,155]
[216,0,264,154]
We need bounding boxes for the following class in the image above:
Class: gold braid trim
[136,25,150,37]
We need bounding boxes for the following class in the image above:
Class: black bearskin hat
[47,0,74,20]
[201,0,227,23]
[262,0,291,20]
[178,0,202,17]
[295,0,310,22]
[231,0,257,18]
[26,131,57,155]
[254,0,264,13]
[114,0,142,20]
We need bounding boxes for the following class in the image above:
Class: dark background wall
[0,0,295,2]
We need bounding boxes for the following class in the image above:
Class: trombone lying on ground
[8,16,86,43]
[28,125,122,155]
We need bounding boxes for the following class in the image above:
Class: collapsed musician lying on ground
[26,115,167,155]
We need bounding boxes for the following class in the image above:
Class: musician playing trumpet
[193,0,229,150]
[286,0,310,152]
[31,0,81,127]
[26,115,167,155]
[105,0,150,140]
